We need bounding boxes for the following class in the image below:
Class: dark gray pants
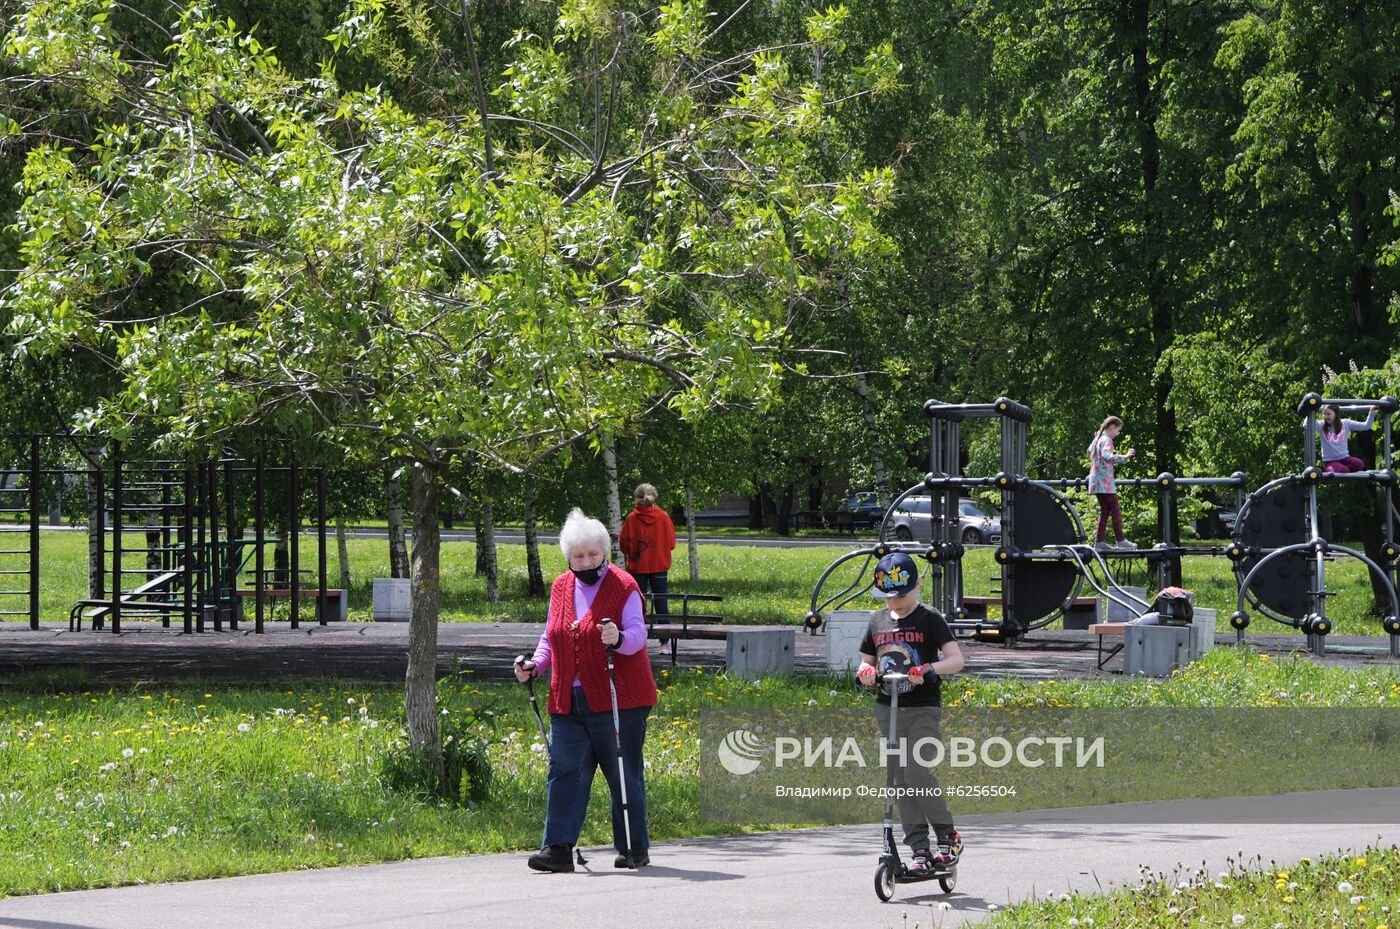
[873,703,955,853]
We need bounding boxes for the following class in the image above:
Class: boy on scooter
[856,552,965,873]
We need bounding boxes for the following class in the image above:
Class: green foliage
[380,713,493,808]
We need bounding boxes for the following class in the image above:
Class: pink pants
[1323,457,1364,474]
[1095,493,1123,543]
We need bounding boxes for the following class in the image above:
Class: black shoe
[614,851,650,868]
[528,844,575,873]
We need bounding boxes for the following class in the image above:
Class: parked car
[886,496,1003,544]
[958,500,1003,544]
[846,491,885,529]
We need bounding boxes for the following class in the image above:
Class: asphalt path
[2,790,1396,929]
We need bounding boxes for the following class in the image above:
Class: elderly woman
[513,508,657,872]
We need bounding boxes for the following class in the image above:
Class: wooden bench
[645,592,724,665]
[1089,622,1127,670]
[72,570,185,630]
[961,595,1098,629]
[235,588,347,621]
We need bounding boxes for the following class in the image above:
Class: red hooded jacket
[619,504,676,574]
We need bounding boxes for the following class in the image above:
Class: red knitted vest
[546,566,658,715]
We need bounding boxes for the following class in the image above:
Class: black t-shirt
[858,603,956,707]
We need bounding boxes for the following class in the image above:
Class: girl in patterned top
[1087,416,1136,550]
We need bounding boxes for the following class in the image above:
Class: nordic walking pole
[601,620,635,870]
[515,655,551,750]
[514,654,586,866]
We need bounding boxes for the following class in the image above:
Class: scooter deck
[895,861,957,881]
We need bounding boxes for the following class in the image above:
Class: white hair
[558,508,611,560]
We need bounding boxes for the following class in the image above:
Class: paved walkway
[1,791,1396,929]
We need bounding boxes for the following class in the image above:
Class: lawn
[14,530,1393,635]
[2,649,1399,897]
[980,844,1398,929]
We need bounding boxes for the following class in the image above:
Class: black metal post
[255,448,265,634]
[208,461,222,631]
[183,466,194,634]
[223,457,237,630]
[28,437,40,630]
[112,442,123,633]
[317,467,328,626]
[290,459,300,629]
[196,462,207,633]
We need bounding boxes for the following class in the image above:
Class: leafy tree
[2,0,895,773]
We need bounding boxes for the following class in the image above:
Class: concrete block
[372,578,411,622]
[726,628,795,678]
[1101,586,1148,623]
[1124,624,1191,677]
[824,610,870,672]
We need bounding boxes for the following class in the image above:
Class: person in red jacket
[513,508,658,872]
[619,483,677,615]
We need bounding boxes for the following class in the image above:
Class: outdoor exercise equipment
[67,446,334,634]
[872,670,957,902]
[0,434,335,634]
[1228,393,1400,657]
[809,398,1105,641]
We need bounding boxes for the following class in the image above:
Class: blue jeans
[633,571,670,615]
[542,684,651,855]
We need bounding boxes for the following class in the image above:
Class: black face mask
[571,563,605,585]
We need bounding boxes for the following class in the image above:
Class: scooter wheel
[939,865,957,894]
[875,862,897,902]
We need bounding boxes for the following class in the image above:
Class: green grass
[2,649,1400,896]
[7,530,1393,634]
[977,844,1399,929]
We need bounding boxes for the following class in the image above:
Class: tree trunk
[777,486,795,538]
[146,516,161,573]
[274,513,290,588]
[684,476,700,582]
[406,463,443,772]
[335,516,351,590]
[523,482,546,597]
[748,494,763,531]
[603,437,623,565]
[387,468,409,579]
[813,44,888,507]
[481,491,498,603]
[1128,0,1180,585]
[474,507,487,576]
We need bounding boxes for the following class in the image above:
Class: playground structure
[1228,393,1400,656]
[0,438,334,634]
[806,394,1400,660]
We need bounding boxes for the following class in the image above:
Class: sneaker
[527,844,575,873]
[1115,539,1136,550]
[614,851,650,868]
[908,849,934,874]
[933,831,963,867]
[1095,541,1113,552]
